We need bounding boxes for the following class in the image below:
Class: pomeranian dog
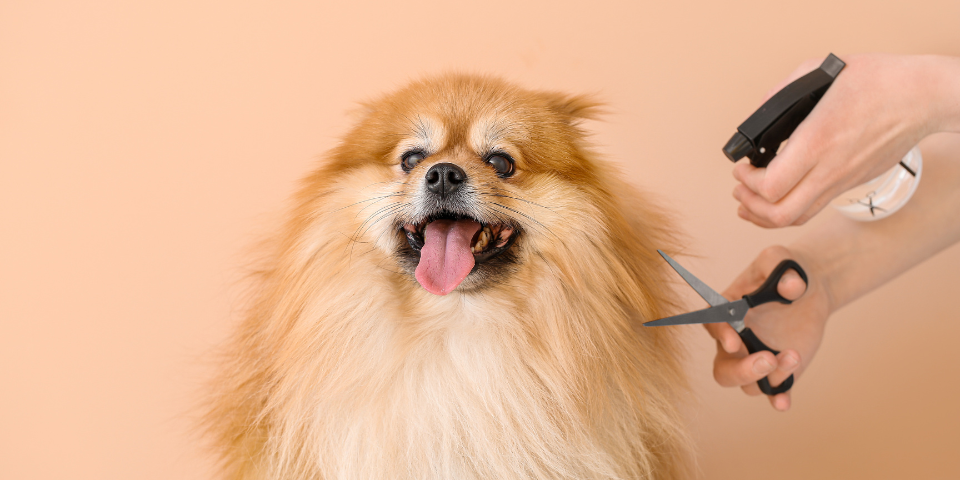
[207,74,688,479]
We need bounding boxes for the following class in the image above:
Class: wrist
[788,214,866,316]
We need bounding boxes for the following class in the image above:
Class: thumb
[777,269,807,301]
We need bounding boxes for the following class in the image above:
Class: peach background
[3,1,959,479]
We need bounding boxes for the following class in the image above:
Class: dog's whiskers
[355,194,407,217]
[335,193,405,214]
[353,203,407,242]
[489,202,557,239]
[481,186,555,212]
[483,193,554,212]
[360,180,406,189]
[346,202,408,259]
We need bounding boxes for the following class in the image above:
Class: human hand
[704,246,831,411]
[733,54,960,227]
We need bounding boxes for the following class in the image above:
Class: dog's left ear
[542,93,604,123]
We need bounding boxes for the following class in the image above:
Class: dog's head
[311,74,661,299]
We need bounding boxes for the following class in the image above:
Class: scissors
[644,250,808,395]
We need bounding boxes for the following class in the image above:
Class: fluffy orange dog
[207,74,688,479]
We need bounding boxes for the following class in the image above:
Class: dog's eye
[401,150,426,172]
[485,153,515,177]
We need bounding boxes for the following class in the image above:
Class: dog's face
[322,75,605,296]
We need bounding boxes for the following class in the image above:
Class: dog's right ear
[542,92,604,123]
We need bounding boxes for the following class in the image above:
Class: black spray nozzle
[723,53,846,167]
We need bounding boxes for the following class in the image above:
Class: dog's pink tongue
[415,219,480,295]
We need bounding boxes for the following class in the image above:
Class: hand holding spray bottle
[723,53,921,221]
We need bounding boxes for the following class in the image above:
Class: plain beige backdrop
[2,1,959,479]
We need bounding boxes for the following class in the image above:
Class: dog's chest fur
[266,292,646,480]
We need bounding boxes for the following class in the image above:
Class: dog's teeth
[472,228,491,253]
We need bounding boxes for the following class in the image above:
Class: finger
[734,182,819,228]
[733,188,770,226]
[769,392,792,411]
[764,346,803,412]
[739,201,817,229]
[777,270,807,301]
[737,205,781,229]
[722,245,793,297]
[714,350,777,388]
[704,322,743,354]
[741,382,762,397]
[732,140,817,205]
[740,351,800,405]
[736,201,778,229]
[764,350,801,390]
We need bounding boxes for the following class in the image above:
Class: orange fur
[206,74,689,479]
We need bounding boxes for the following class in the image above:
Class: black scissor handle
[739,327,794,395]
[741,259,808,395]
[743,259,808,308]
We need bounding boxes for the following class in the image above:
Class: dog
[207,74,688,479]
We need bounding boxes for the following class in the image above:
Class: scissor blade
[657,250,728,307]
[644,299,750,327]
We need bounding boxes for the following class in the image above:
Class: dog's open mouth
[401,214,518,295]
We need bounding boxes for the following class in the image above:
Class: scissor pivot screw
[728,308,736,316]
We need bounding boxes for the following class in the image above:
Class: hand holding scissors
[645,250,809,395]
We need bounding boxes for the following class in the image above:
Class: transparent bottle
[830,146,922,221]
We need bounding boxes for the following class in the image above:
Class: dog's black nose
[425,163,467,198]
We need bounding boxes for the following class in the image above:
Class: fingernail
[782,353,800,369]
[754,357,774,375]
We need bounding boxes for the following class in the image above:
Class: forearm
[792,133,960,312]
